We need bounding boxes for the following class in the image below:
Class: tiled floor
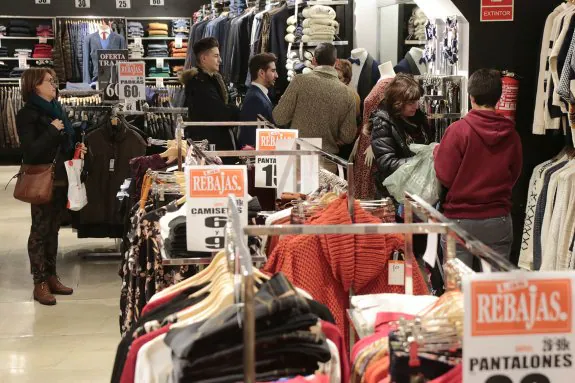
[0,166,121,382]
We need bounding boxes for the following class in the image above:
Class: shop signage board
[118,61,145,102]
[481,0,514,22]
[255,129,298,190]
[97,49,128,102]
[186,165,248,252]
[116,0,131,9]
[75,0,90,8]
[463,272,575,382]
[151,0,165,5]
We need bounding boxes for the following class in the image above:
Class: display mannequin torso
[350,48,368,91]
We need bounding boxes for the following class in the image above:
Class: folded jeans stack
[146,43,168,57]
[147,22,169,37]
[14,49,32,58]
[128,42,144,59]
[128,22,145,38]
[171,19,190,38]
[32,44,53,59]
[8,20,33,37]
[148,65,171,78]
[36,25,53,38]
[169,41,187,58]
[0,47,8,58]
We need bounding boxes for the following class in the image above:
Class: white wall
[353,0,378,57]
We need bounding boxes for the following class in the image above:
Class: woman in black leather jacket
[370,74,433,197]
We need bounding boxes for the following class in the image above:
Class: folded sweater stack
[128,42,144,59]
[146,43,168,57]
[32,44,52,59]
[148,22,169,37]
[8,20,33,37]
[169,40,187,58]
[148,65,171,78]
[301,5,338,43]
[172,19,190,38]
[0,47,8,58]
[128,22,144,38]
[286,50,314,82]
[0,62,10,77]
[36,25,53,38]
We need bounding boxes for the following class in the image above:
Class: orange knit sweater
[262,196,429,349]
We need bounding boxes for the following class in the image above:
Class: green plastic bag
[382,143,440,204]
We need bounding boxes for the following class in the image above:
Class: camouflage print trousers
[28,187,67,284]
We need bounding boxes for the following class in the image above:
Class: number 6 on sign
[116,0,131,8]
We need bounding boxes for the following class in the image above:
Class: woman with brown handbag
[16,68,86,306]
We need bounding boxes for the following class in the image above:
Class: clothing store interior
[0,0,573,382]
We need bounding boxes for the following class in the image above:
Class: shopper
[238,53,278,148]
[335,58,362,161]
[16,68,84,305]
[179,37,239,152]
[370,73,432,197]
[272,43,357,172]
[434,69,522,267]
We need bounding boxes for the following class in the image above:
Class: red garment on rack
[321,320,350,383]
[262,195,429,352]
[120,325,170,383]
[141,290,178,317]
[352,78,393,200]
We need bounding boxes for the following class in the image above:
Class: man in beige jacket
[273,43,357,171]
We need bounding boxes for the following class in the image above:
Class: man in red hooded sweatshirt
[434,69,522,268]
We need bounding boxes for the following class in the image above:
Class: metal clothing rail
[225,195,256,383]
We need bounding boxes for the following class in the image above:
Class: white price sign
[155,78,164,87]
[75,0,90,7]
[134,37,142,47]
[18,54,29,69]
[116,0,131,8]
[150,0,164,5]
[255,129,298,189]
[35,0,50,4]
[155,58,164,68]
[186,166,248,252]
[175,36,183,49]
[118,61,145,101]
[39,37,48,44]
[463,273,575,383]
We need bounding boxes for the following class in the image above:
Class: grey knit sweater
[272,66,357,155]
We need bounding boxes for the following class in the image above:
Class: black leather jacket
[370,108,432,182]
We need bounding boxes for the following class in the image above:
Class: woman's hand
[364,146,374,168]
[51,119,65,131]
[76,143,88,159]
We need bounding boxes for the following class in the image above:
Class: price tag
[118,61,145,101]
[116,0,131,8]
[75,0,90,7]
[388,260,405,286]
[124,99,137,112]
[150,0,164,5]
[134,37,142,46]
[175,36,183,49]
[255,129,298,189]
[186,166,248,252]
[38,37,48,44]
[155,78,164,87]
[35,0,50,4]
[155,58,164,68]
[463,273,575,383]
[18,53,29,69]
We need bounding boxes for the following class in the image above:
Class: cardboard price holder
[463,272,575,382]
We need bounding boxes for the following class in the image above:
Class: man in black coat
[179,37,239,151]
[238,53,278,148]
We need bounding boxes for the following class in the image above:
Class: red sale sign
[481,0,514,22]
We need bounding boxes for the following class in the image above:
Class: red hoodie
[434,109,522,219]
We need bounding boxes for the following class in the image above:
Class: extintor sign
[463,273,575,382]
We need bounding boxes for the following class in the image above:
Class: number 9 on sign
[205,236,224,249]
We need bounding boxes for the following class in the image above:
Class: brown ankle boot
[47,275,74,295]
[34,282,56,305]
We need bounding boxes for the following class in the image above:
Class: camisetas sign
[463,273,575,382]
[185,166,247,252]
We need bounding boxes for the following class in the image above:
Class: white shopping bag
[64,158,87,211]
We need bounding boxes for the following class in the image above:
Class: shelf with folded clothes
[0,57,53,61]
[127,37,178,40]
[128,57,186,60]
[302,40,348,46]
[405,40,427,45]
[307,0,349,5]
[0,36,54,40]
[145,77,179,80]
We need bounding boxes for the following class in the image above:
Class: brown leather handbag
[10,150,58,205]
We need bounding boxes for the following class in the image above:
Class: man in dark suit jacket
[238,53,278,148]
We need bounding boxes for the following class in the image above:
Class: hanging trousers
[27,187,67,284]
